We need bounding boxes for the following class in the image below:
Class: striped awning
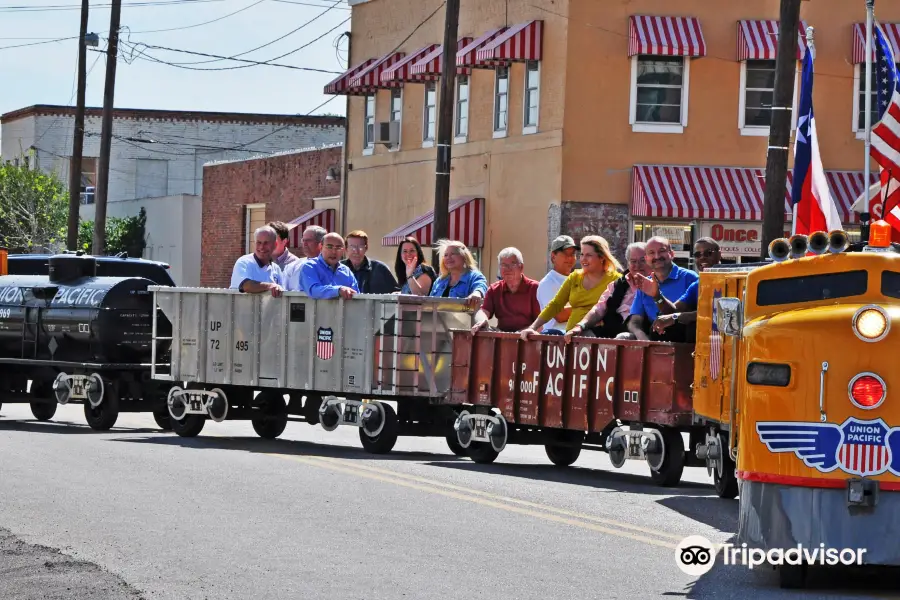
[348,51,405,93]
[288,208,336,247]
[456,27,509,68]
[630,165,876,223]
[381,45,439,83]
[382,197,485,247]
[323,58,377,95]
[475,20,543,64]
[408,37,473,78]
[852,22,900,64]
[627,15,707,57]
[736,20,809,61]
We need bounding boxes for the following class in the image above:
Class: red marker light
[849,374,885,409]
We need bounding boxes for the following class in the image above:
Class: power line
[270,0,349,9]
[126,0,266,34]
[0,36,77,51]
[0,0,223,12]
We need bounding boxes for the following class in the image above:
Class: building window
[629,56,690,134]
[455,75,469,141]
[854,63,878,137]
[494,66,509,137]
[74,156,97,204]
[364,95,375,152]
[742,60,776,128]
[389,88,402,150]
[245,204,266,254]
[423,81,437,145]
[523,60,540,134]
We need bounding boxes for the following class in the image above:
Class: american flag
[870,22,900,240]
[316,327,334,360]
[709,289,722,381]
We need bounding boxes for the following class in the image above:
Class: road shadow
[0,419,164,436]
[109,433,466,463]
[423,460,717,496]
[656,495,738,534]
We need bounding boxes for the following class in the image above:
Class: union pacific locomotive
[0,252,175,430]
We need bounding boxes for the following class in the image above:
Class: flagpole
[864,0,875,238]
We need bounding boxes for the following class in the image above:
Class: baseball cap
[551,235,576,252]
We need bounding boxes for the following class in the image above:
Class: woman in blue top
[429,239,487,310]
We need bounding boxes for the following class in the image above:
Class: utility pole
[431,0,460,245]
[340,31,351,236]
[67,0,90,251]
[92,0,122,256]
[760,0,802,257]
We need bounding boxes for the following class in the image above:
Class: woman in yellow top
[519,235,622,338]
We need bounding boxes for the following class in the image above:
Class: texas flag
[791,41,843,236]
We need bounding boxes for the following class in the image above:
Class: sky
[0,0,352,117]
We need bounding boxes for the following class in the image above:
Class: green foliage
[0,161,68,252]
[78,207,147,257]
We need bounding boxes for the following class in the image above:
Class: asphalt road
[1,403,898,600]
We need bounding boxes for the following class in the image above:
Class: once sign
[702,222,762,256]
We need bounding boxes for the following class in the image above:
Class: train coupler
[318,397,386,436]
[607,427,662,469]
[454,410,508,453]
[167,387,228,423]
[53,372,104,407]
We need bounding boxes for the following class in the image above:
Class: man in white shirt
[536,235,577,332]
[284,225,326,292]
[230,225,284,297]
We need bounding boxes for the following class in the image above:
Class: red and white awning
[456,27,509,68]
[631,165,875,223]
[382,197,485,247]
[381,45,439,83]
[288,208,336,247]
[323,58,377,95]
[475,20,543,64]
[348,51,406,92]
[408,37,473,79]
[736,20,809,61]
[852,22,900,64]
[627,15,707,58]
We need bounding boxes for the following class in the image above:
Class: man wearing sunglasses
[641,238,721,338]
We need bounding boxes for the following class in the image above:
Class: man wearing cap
[537,235,577,333]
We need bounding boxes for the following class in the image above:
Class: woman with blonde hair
[429,239,487,310]
[520,235,622,338]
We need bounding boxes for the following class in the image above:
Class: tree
[77,207,147,257]
[0,162,68,253]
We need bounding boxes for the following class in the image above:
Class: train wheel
[446,433,468,456]
[153,409,172,431]
[171,414,205,437]
[252,392,288,440]
[545,444,581,467]
[30,401,57,422]
[358,402,398,454]
[84,387,119,431]
[648,428,685,487]
[468,443,499,464]
[778,564,808,589]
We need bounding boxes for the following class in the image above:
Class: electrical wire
[126,0,266,35]
[270,0,349,9]
[0,36,77,51]
[0,0,223,12]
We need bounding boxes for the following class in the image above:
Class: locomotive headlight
[852,305,889,342]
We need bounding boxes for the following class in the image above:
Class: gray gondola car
[0,254,175,430]
[150,286,473,453]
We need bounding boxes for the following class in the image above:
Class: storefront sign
[701,222,762,256]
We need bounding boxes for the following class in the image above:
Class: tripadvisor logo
[675,535,868,575]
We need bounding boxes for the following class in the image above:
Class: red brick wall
[200,146,342,287]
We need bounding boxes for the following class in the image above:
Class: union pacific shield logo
[756,417,900,477]
[709,288,722,380]
[316,327,334,360]
[838,419,891,477]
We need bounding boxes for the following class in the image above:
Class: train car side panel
[562,341,591,431]
[589,343,618,432]
[614,345,644,422]
[539,341,565,428]
[518,340,542,425]
[496,336,520,419]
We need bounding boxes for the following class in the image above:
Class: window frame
[423,81,437,148]
[629,55,691,134]
[454,74,469,144]
[493,66,509,139]
[852,62,879,140]
[363,94,375,156]
[523,60,540,135]
[389,87,402,151]
[244,203,266,255]
[738,59,800,136]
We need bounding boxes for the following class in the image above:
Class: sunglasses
[693,250,716,258]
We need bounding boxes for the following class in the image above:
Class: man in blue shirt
[229,225,284,297]
[299,232,360,300]
[618,236,698,342]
